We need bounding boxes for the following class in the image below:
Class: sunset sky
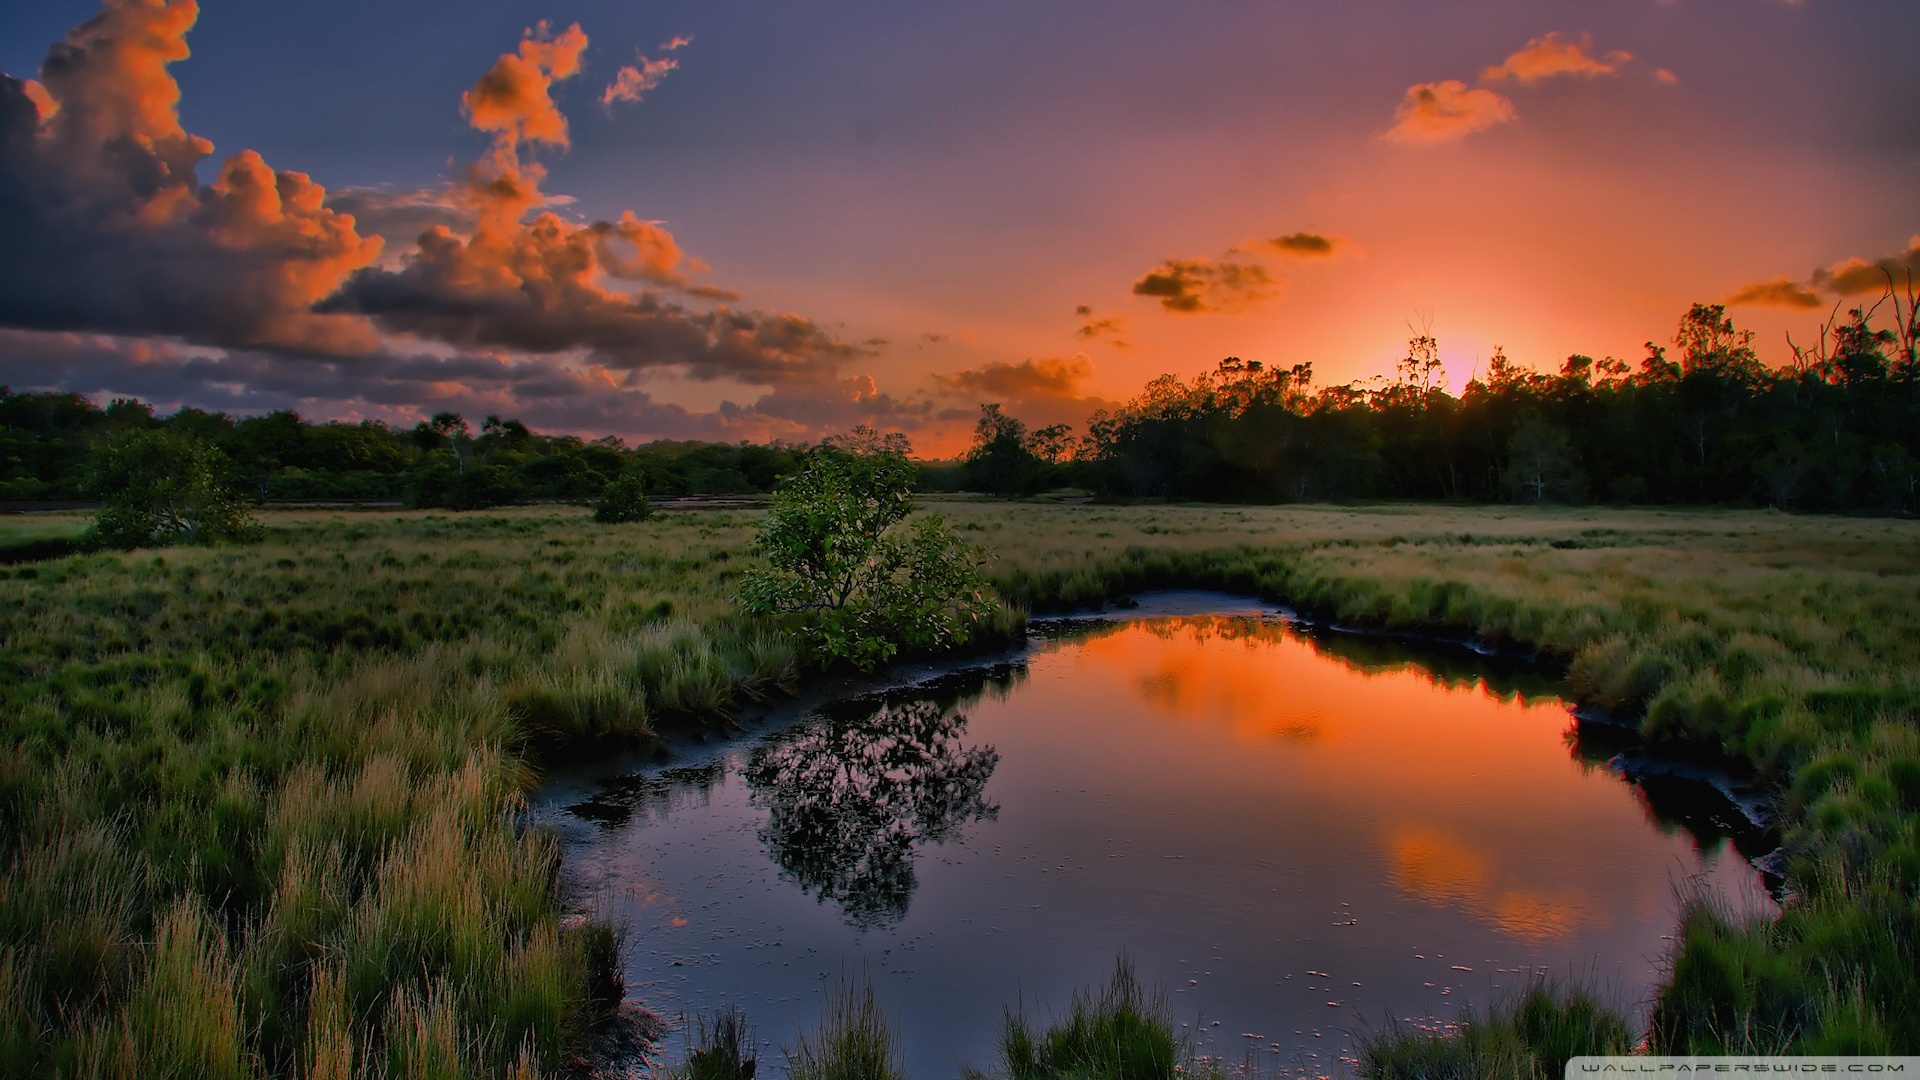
[2,0,1916,455]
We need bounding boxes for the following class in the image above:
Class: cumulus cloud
[929,354,1119,429]
[324,187,475,255]
[1812,237,1920,295]
[1480,32,1631,85]
[933,355,1094,399]
[1074,305,1131,347]
[0,0,383,354]
[1131,258,1276,314]
[1725,277,1823,309]
[461,20,587,147]
[1265,232,1335,256]
[1382,80,1517,144]
[0,4,919,443]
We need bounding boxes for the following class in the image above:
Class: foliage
[1000,958,1178,1080]
[785,978,904,1080]
[738,430,1001,668]
[1358,979,1632,1079]
[0,392,804,506]
[1,501,1916,1068]
[83,427,261,549]
[678,1007,757,1080]
[1051,297,1919,510]
[592,473,654,523]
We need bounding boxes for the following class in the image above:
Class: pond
[536,593,1777,1078]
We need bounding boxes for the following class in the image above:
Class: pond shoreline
[548,590,1784,1077]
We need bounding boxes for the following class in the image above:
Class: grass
[998,959,1178,1080]
[0,500,1915,1073]
[1356,979,1632,1080]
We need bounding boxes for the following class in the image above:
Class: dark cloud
[0,3,910,444]
[929,354,1120,429]
[1266,232,1335,256]
[324,187,475,254]
[1812,237,1920,295]
[1725,277,1823,309]
[1131,258,1275,314]
[1073,305,1130,347]
[0,327,928,443]
[0,0,382,354]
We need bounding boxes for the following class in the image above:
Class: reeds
[1,502,1915,1070]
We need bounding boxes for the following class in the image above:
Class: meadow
[0,499,1915,1077]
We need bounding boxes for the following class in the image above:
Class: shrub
[83,428,260,549]
[593,474,654,523]
[738,428,1001,669]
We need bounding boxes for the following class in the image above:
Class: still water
[537,594,1775,1077]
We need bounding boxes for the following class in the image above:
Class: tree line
[0,396,809,509]
[955,296,1920,513]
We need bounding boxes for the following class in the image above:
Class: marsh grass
[1357,978,1632,1080]
[999,959,1179,1080]
[676,1007,756,1080]
[785,978,904,1080]
[1,501,1915,1072]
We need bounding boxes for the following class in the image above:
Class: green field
[1,501,1916,1076]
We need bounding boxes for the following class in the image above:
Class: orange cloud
[1074,305,1131,348]
[1131,257,1276,313]
[461,21,587,148]
[0,0,381,354]
[1382,80,1516,145]
[1480,32,1631,85]
[933,355,1094,399]
[603,53,680,108]
[1265,232,1336,256]
[1725,277,1822,309]
[1812,236,1920,295]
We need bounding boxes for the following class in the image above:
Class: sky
[1,0,1916,456]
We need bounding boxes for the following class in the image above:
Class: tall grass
[785,978,905,1080]
[999,958,1178,1080]
[1357,978,1632,1080]
[2,501,1914,1071]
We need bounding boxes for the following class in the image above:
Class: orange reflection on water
[1387,824,1586,942]
[1057,616,1643,946]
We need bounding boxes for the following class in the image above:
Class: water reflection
[548,604,1776,1076]
[744,697,1000,928]
[568,759,727,828]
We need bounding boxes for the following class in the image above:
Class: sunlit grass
[0,499,1914,1072]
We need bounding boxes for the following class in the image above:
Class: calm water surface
[537,595,1775,1077]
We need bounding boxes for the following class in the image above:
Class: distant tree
[593,473,654,523]
[1502,416,1582,503]
[962,404,1040,496]
[1024,423,1075,465]
[84,428,260,549]
[739,427,1000,669]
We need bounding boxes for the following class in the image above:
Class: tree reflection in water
[744,698,999,928]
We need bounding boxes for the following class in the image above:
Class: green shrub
[739,429,1002,669]
[593,474,654,523]
[83,428,260,550]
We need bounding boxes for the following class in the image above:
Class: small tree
[739,428,1000,669]
[593,473,653,523]
[1502,416,1582,504]
[85,428,261,549]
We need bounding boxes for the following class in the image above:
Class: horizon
[2,0,1916,457]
